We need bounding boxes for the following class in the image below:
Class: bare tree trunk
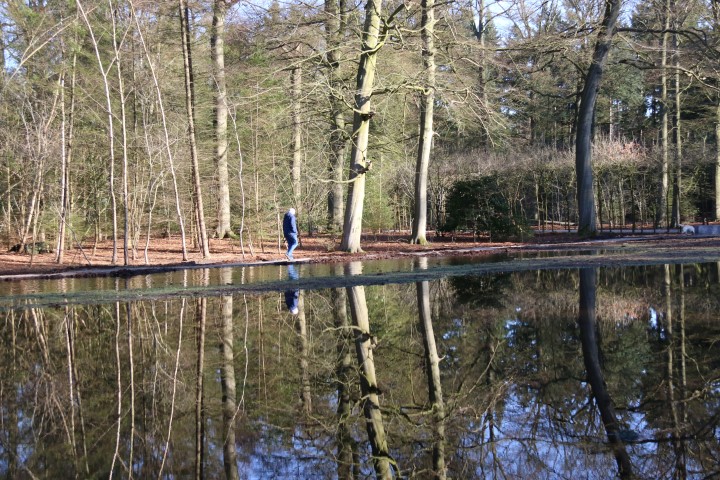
[410,0,436,245]
[219,269,240,480]
[416,280,446,479]
[340,0,385,252]
[229,110,248,256]
[670,34,682,228]
[179,0,211,259]
[345,262,392,478]
[325,0,348,231]
[575,0,621,236]
[291,66,303,211]
[657,0,671,228]
[577,268,633,478]
[57,45,77,264]
[130,3,188,260]
[111,2,130,265]
[212,0,232,239]
[78,0,119,263]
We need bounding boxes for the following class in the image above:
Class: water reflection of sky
[1,263,719,478]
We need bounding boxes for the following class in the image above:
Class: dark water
[1,260,720,479]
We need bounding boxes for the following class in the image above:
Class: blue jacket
[283,211,297,237]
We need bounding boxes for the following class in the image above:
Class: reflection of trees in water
[417,280,447,479]
[577,268,632,478]
[346,262,393,478]
[2,265,720,477]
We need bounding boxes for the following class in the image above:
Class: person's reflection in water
[285,264,300,315]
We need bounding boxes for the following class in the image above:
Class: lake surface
[1,256,719,479]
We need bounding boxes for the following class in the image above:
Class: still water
[1,259,719,479]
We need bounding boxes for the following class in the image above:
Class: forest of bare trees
[2,0,720,262]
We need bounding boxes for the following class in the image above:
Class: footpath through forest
[1,230,719,280]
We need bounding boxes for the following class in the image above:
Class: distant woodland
[1,0,720,262]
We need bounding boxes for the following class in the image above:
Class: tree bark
[326,0,348,231]
[130,2,189,260]
[77,0,119,263]
[291,65,303,211]
[340,0,385,252]
[410,0,436,245]
[575,0,621,237]
[179,0,211,259]
[670,32,682,228]
[213,0,232,239]
[657,3,670,228]
[56,48,76,264]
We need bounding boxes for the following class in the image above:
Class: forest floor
[1,228,719,280]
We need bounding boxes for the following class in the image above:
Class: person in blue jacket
[283,208,299,260]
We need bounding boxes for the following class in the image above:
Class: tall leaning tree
[179,0,211,258]
[575,0,623,236]
[410,0,436,244]
[340,0,405,252]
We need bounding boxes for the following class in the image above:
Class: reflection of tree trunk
[195,297,207,479]
[64,306,90,475]
[666,265,687,477]
[332,272,358,478]
[7,310,18,478]
[219,270,240,480]
[416,281,446,479]
[577,268,632,478]
[110,301,123,474]
[296,292,312,413]
[346,263,392,478]
[126,298,136,476]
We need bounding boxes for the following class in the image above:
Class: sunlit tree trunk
[410,0,436,245]
[219,270,240,480]
[130,3,188,260]
[416,280,446,479]
[212,0,233,239]
[291,65,303,211]
[77,0,119,263]
[57,40,76,263]
[340,0,384,252]
[670,37,682,228]
[110,1,130,265]
[575,0,621,236]
[656,0,670,228]
[346,262,392,478]
[179,0,211,259]
[325,0,348,231]
[577,268,632,478]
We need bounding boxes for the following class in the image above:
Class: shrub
[442,175,531,241]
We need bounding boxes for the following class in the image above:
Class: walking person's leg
[286,234,298,259]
